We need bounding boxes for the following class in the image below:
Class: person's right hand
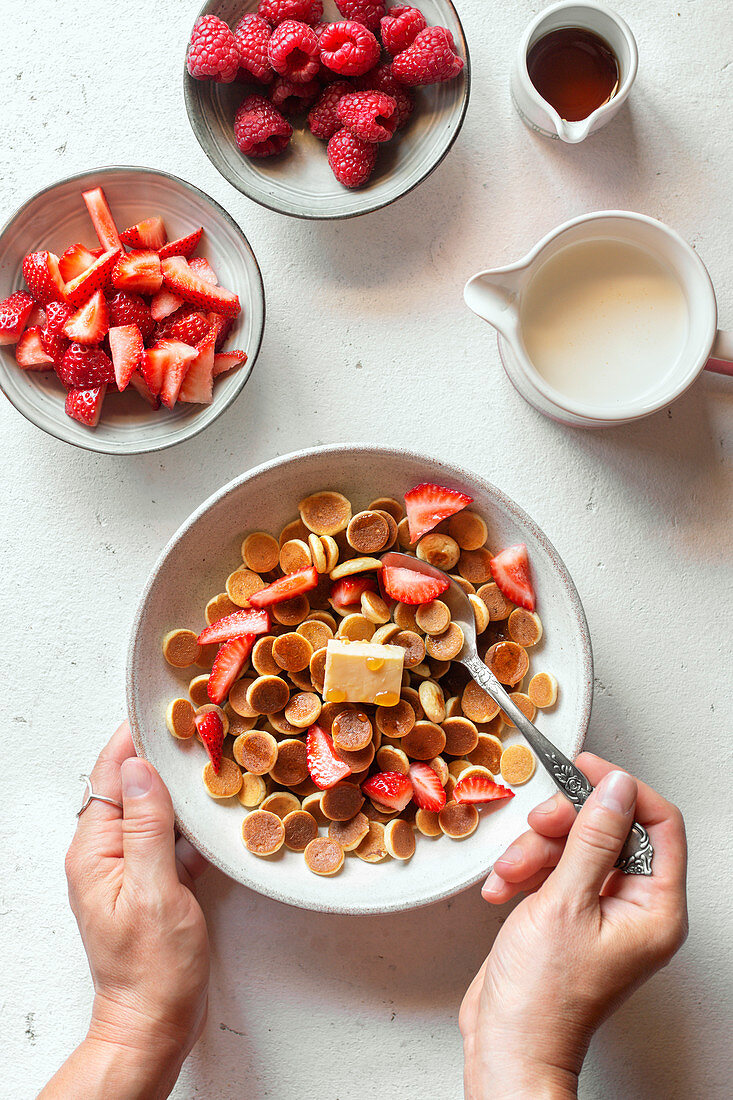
[460,753,688,1099]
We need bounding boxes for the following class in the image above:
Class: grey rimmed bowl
[127,444,593,915]
[0,166,265,455]
[184,1,470,219]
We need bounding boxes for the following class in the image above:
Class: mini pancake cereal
[162,482,553,877]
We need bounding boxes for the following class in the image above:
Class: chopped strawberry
[150,287,184,322]
[307,724,352,789]
[188,257,218,284]
[329,575,377,609]
[197,608,270,646]
[62,289,109,345]
[453,775,515,804]
[120,216,167,250]
[381,564,449,605]
[490,544,535,611]
[207,311,234,350]
[409,763,446,812]
[22,251,67,306]
[195,710,225,773]
[39,327,69,366]
[128,369,161,409]
[16,327,54,370]
[169,310,211,346]
[64,248,121,307]
[57,344,114,388]
[207,634,256,705]
[404,482,472,542]
[362,771,413,812]
[40,301,74,364]
[178,329,216,405]
[140,340,197,403]
[161,256,240,319]
[82,187,122,251]
[27,304,47,328]
[248,566,319,608]
[0,291,34,345]
[106,291,154,340]
[213,350,248,377]
[158,228,203,259]
[112,250,163,296]
[65,384,107,426]
[58,243,97,282]
[108,325,144,390]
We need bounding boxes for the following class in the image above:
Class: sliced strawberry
[57,344,114,388]
[82,186,122,250]
[188,256,218,284]
[248,566,319,609]
[22,251,66,305]
[490,544,535,612]
[197,608,270,646]
[178,329,216,405]
[329,575,377,610]
[158,341,199,409]
[161,256,240,319]
[150,287,184,322]
[16,327,54,370]
[44,300,74,335]
[195,710,225,773]
[409,763,446,812]
[207,634,256,705]
[0,291,34,345]
[382,564,449,605]
[64,248,121,307]
[58,243,97,282]
[453,775,515,804]
[362,771,413,812]
[207,311,234,350]
[213,350,248,377]
[169,310,211,346]
[112,250,163,296]
[63,289,109,345]
[108,325,144,390]
[158,227,203,259]
[307,724,352,790]
[128,369,161,409]
[404,482,472,543]
[39,327,69,365]
[65,384,107,427]
[27,304,47,329]
[120,216,167,250]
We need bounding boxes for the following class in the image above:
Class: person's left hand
[58,722,210,1095]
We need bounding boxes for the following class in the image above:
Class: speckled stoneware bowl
[184,1,470,219]
[127,445,593,914]
[0,166,265,455]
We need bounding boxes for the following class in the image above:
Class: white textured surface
[0,0,731,1097]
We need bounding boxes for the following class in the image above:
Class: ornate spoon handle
[463,653,653,875]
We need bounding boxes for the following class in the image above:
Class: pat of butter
[323,639,405,707]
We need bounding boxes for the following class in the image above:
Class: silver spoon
[381,552,653,875]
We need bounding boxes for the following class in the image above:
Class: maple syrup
[527,27,619,122]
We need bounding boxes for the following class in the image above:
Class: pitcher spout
[555,116,593,144]
[463,269,523,337]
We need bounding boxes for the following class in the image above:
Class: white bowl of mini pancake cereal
[127,444,592,914]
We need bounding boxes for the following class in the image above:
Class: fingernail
[596,770,636,815]
[482,872,503,897]
[532,794,558,815]
[122,758,152,799]
[495,843,522,866]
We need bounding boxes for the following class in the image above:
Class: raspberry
[107,291,154,340]
[334,0,385,31]
[337,91,397,142]
[257,0,323,26]
[234,14,274,83]
[318,20,380,76]
[186,15,240,83]
[327,128,377,187]
[268,19,321,83]
[353,64,415,128]
[307,80,353,139]
[56,343,115,389]
[380,6,426,55]
[391,26,464,86]
[234,93,293,157]
[270,75,321,114]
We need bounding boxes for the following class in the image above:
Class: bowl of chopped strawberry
[184,1,469,218]
[0,166,265,453]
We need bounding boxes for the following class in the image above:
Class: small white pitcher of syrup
[512,1,638,143]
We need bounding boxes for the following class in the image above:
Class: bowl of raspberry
[0,166,265,454]
[184,1,470,219]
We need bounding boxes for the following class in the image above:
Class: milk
[519,238,690,407]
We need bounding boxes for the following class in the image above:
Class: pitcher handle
[705,329,733,376]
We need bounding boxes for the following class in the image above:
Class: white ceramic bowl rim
[126,443,594,914]
[0,164,266,455]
